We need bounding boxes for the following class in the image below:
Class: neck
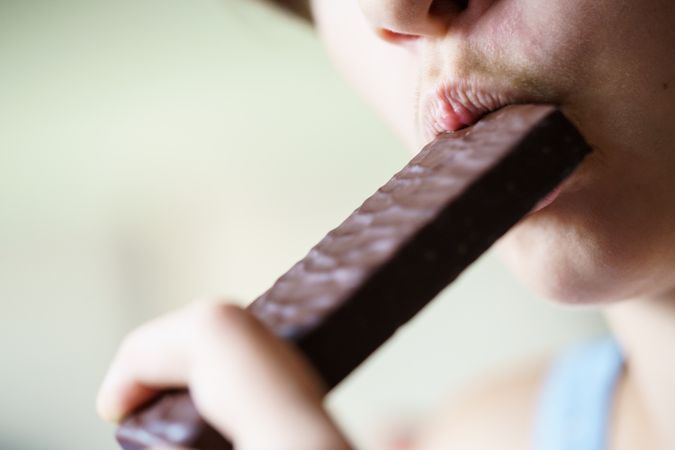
[606,289,675,448]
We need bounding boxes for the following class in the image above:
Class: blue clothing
[533,337,624,450]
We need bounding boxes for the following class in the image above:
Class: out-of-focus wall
[0,1,604,449]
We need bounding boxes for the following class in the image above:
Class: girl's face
[309,0,675,303]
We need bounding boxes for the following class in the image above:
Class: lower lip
[529,186,562,214]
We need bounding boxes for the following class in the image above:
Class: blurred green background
[0,1,604,449]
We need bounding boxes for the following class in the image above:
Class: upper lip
[419,78,531,142]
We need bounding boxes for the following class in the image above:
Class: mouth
[420,79,532,142]
[420,79,574,214]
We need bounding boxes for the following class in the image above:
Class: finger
[97,302,348,448]
[97,304,200,421]
[186,305,341,448]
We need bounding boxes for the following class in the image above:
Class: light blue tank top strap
[533,337,624,450]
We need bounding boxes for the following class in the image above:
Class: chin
[496,244,606,306]
[494,209,651,306]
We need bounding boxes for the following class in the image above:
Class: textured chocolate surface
[116,105,591,449]
[116,391,230,450]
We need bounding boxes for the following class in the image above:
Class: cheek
[311,0,419,148]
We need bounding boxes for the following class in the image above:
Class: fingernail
[95,383,123,423]
[96,397,122,423]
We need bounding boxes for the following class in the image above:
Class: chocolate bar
[116,105,591,449]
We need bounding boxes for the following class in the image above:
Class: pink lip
[421,80,521,142]
[420,80,566,212]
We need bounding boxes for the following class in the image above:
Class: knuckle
[189,300,248,335]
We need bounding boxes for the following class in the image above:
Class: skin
[97,302,352,450]
[98,1,675,448]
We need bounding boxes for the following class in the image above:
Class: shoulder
[411,356,552,450]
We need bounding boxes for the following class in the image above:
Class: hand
[97,301,352,450]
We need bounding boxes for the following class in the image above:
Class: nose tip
[359,0,469,42]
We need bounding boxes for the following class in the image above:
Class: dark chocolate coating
[116,105,591,449]
[116,391,231,450]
